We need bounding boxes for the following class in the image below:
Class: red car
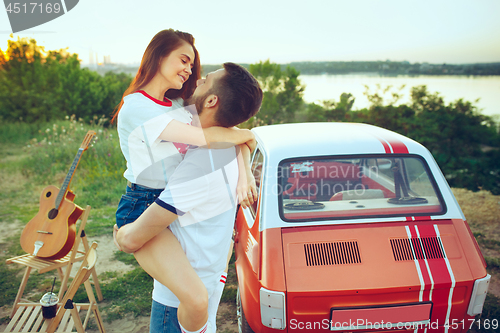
[234,123,491,332]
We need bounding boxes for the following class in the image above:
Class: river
[299,74,500,117]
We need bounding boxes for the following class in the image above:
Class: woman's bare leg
[134,228,208,331]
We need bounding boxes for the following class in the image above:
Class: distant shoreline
[85,60,500,77]
[209,61,500,76]
[299,74,500,117]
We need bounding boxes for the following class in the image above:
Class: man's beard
[184,92,207,117]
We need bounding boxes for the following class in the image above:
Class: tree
[0,36,59,122]
[303,83,500,194]
[243,60,304,127]
[306,93,355,122]
[408,86,499,193]
[0,36,131,123]
[360,84,499,194]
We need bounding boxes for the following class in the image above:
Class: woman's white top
[117,91,192,189]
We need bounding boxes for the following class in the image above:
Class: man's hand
[237,169,257,209]
[236,139,256,209]
[113,223,138,253]
[113,224,122,251]
[246,170,257,207]
[236,173,249,208]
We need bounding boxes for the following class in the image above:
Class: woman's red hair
[111,29,201,123]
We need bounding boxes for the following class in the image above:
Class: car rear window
[278,155,446,222]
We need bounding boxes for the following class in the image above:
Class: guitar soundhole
[48,208,59,219]
[46,191,52,198]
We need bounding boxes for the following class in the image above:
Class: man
[115,62,263,333]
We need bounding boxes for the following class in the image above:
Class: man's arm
[115,203,178,253]
[236,143,257,208]
[159,120,254,147]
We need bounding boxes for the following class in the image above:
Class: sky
[1,0,500,66]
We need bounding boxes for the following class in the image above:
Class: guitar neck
[55,148,84,209]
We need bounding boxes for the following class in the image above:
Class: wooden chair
[4,242,105,333]
[6,205,103,318]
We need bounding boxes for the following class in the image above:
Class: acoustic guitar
[20,130,96,260]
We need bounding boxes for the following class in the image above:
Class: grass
[221,252,238,304]
[484,257,500,271]
[0,120,498,333]
[0,118,134,326]
[0,119,240,331]
[83,268,153,322]
[474,232,500,251]
[453,188,500,333]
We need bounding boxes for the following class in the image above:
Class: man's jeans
[150,300,181,333]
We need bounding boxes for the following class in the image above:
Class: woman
[112,29,255,333]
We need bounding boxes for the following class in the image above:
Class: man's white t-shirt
[152,146,238,308]
[117,91,192,189]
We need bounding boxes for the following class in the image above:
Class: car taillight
[260,288,286,329]
[467,274,491,316]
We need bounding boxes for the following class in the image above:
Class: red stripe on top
[387,139,409,154]
[375,136,392,154]
[136,90,172,107]
[418,224,453,320]
[366,129,409,154]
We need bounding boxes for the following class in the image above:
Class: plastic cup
[40,292,58,319]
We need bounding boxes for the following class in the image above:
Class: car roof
[252,122,428,161]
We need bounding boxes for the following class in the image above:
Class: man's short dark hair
[212,63,263,127]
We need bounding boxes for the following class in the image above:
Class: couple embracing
[112,29,263,333]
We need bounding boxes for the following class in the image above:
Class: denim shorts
[150,300,181,333]
[115,183,164,228]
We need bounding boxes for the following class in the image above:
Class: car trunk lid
[281,220,473,330]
